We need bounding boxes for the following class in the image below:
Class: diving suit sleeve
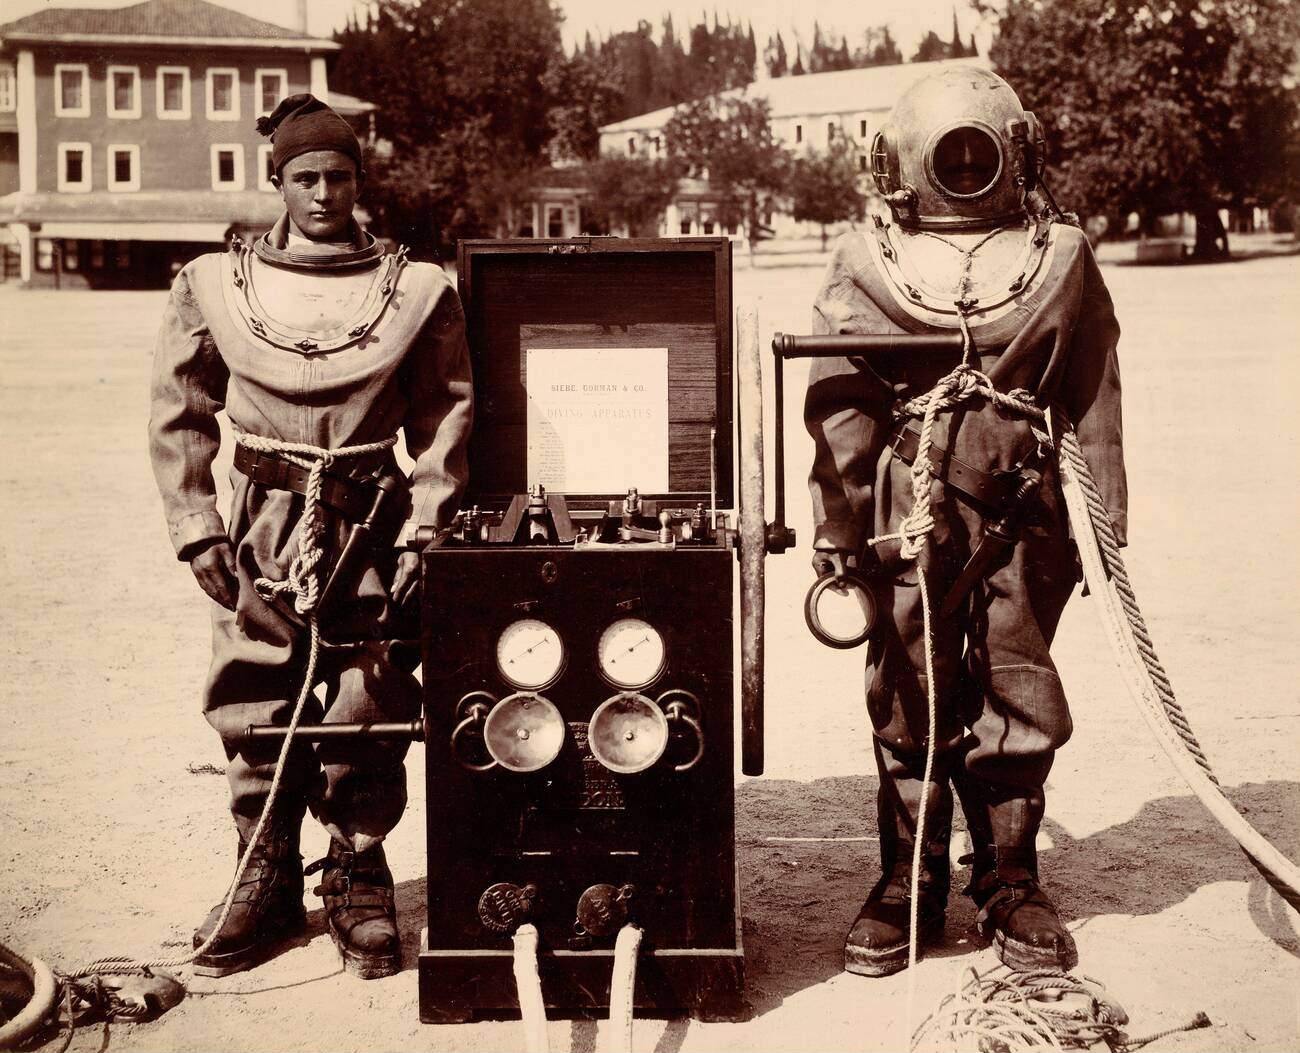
[803,236,896,554]
[1062,243,1128,547]
[400,278,474,540]
[148,262,231,561]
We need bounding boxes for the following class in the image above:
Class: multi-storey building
[591,55,989,240]
[0,0,368,288]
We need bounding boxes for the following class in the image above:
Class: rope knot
[234,430,397,616]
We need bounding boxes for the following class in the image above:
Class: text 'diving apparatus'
[416,237,787,1023]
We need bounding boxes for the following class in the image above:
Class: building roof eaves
[599,56,990,134]
[0,31,338,51]
[0,189,285,225]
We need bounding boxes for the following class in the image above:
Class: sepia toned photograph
[0,0,1296,1050]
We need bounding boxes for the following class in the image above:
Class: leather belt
[889,421,1018,514]
[233,443,377,521]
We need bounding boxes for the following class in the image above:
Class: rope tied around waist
[234,432,398,615]
[882,364,1047,560]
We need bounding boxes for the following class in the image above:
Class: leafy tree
[856,26,903,67]
[330,0,564,257]
[581,155,683,236]
[765,32,789,77]
[789,137,868,248]
[912,30,949,62]
[664,94,792,257]
[990,0,1299,256]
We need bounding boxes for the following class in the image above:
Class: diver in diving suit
[803,67,1126,976]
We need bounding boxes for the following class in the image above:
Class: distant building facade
[593,55,991,241]
[0,0,371,288]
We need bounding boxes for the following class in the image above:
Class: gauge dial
[598,618,667,689]
[496,619,565,689]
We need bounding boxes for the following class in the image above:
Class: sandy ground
[1,241,1297,1053]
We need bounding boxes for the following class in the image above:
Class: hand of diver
[811,548,855,579]
[391,551,420,606]
[190,539,239,611]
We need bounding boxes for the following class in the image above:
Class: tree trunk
[1192,205,1229,259]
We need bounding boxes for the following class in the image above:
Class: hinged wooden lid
[457,238,734,509]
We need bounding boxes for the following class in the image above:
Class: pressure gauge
[598,618,667,689]
[496,619,565,689]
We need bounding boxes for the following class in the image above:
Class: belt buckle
[250,454,280,487]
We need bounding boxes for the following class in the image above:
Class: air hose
[1055,426,1300,910]
[605,924,643,1053]
[512,924,549,1053]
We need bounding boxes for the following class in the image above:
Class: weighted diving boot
[844,748,953,977]
[191,820,307,977]
[307,840,401,979]
[958,783,1077,971]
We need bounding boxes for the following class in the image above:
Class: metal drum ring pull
[804,572,877,650]
[451,698,498,772]
[664,700,705,772]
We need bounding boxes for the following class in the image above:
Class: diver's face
[272,150,363,241]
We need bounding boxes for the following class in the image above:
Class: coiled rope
[910,966,1211,1052]
[66,434,397,991]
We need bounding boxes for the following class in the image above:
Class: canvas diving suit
[149,217,473,854]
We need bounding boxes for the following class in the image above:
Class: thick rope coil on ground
[69,435,399,994]
[910,966,1210,1053]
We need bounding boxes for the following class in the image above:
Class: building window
[680,216,692,235]
[115,242,132,269]
[107,144,140,192]
[651,136,661,156]
[206,68,240,121]
[255,69,287,115]
[63,240,80,271]
[794,123,803,144]
[0,63,15,113]
[211,144,245,190]
[860,118,868,138]
[36,239,54,271]
[627,136,636,156]
[107,66,140,119]
[546,205,564,238]
[54,63,90,117]
[858,154,868,173]
[257,144,276,191]
[157,66,190,119]
[90,240,105,269]
[57,142,92,192]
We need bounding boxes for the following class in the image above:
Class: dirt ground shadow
[735,775,1300,1018]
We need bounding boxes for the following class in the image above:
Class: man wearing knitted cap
[149,94,473,979]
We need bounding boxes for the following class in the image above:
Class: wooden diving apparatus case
[415,237,785,1022]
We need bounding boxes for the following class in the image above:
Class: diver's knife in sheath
[939,468,1044,618]
[316,473,405,617]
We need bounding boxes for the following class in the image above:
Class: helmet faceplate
[872,67,1044,231]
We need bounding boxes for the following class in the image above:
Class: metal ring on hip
[664,701,705,772]
[804,572,877,650]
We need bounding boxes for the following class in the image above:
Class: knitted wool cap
[257,93,363,174]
